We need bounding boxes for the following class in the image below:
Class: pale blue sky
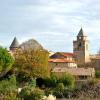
[0,0,100,54]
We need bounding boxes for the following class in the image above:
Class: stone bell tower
[73,28,90,65]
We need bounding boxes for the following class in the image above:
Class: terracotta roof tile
[48,59,75,63]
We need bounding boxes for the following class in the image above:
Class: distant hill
[20,39,43,51]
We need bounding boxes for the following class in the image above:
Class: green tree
[13,49,49,79]
[0,47,14,78]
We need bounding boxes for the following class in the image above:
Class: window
[79,76,88,80]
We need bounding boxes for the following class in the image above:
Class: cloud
[0,0,99,53]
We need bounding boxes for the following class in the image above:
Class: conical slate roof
[78,28,86,37]
[10,37,19,48]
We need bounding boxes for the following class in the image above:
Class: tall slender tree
[0,47,14,78]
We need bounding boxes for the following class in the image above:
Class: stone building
[51,67,95,81]
[49,52,77,69]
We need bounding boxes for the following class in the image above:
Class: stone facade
[51,67,95,80]
[49,52,77,69]
[49,61,77,69]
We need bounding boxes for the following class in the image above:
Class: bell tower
[73,28,90,65]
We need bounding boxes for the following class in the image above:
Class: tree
[13,49,50,79]
[0,47,14,78]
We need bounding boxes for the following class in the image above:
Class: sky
[0,0,100,54]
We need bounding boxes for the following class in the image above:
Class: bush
[30,88,44,100]
[0,75,17,94]
[59,73,75,90]
[56,83,64,91]
[44,75,58,88]
[29,78,36,87]
[19,86,31,100]
[63,89,73,98]
[52,83,64,98]
[0,92,20,100]
[95,70,100,78]
[19,87,44,100]
[45,88,53,96]
[53,90,64,98]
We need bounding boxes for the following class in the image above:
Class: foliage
[44,75,58,88]
[55,83,64,91]
[44,89,53,96]
[13,49,49,80]
[0,47,14,78]
[53,90,64,98]
[95,70,100,78]
[28,78,36,87]
[19,87,44,100]
[0,75,17,94]
[44,73,75,90]
[30,88,44,100]
[53,83,72,98]
[0,92,21,100]
[59,73,75,90]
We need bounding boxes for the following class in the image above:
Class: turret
[10,37,19,51]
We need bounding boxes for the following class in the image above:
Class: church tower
[73,28,90,65]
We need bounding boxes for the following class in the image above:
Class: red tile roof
[60,52,74,57]
[48,59,75,63]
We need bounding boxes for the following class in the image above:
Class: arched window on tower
[78,42,82,50]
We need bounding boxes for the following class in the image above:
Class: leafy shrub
[19,86,31,100]
[45,88,53,96]
[59,73,75,90]
[0,75,17,94]
[95,70,100,78]
[52,83,64,98]
[53,90,64,98]
[30,88,44,100]
[63,89,73,98]
[19,87,44,100]
[1,92,21,100]
[28,78,36,87]
[55,83,64,91]
[44,75,58,88]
